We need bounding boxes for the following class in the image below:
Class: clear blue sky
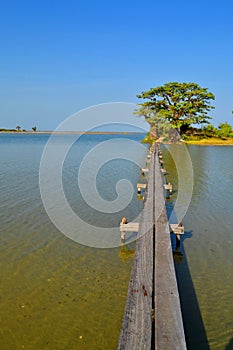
[0,0,233,130]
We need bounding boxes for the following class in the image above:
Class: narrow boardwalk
[118,144,186,350]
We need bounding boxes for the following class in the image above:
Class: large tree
[136,82,215,138]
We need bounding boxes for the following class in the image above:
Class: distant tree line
[0,126,37,132]
[183,122,233,140]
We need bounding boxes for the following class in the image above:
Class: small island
[135,81,233,145]
[1,81,233,145]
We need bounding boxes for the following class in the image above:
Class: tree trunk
[168,128,181,142]
[149,125,158,139]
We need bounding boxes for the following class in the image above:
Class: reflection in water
[175,243,211,350]
[163,144,233,350]
[170,227,210,350]
[172,236,184,265]
[119,243,135,263]
[225,338,233,350]
[137,194,144,201]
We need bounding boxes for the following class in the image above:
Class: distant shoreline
[184,138,233,146]
[0,131,145,135]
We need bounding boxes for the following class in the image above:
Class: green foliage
[182,121,233,142]
[202,124,218,137]
[32,126,37,132]
[136,82,215,135]
[141,132,156,145]
[217,122,232,138]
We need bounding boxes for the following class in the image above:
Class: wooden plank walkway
[118,146,155,350]
[118,144,186,350]
[153,148,186,350]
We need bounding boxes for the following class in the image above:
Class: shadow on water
[171,231,210,350]
[226,338,233,350]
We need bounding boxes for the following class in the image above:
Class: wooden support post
[137,183,147,194]
[120,217,127,243]
[161,168,167,174]
[120,222,139,242]
[170,223,184,239]
[163,182,173,195]
[142,168,149,176]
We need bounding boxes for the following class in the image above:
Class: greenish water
[1,135,233,349]
[0,133,145,350]
[163,144,233,350]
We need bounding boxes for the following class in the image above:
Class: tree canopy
[135,82,215,137]
[218,122,232,138]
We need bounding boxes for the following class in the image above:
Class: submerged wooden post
[170,222,185,242]
[142,168,149,176]
[120,217,128,242]
[137,183,147,194]
[161,168,167,174]
[164,182,173,195]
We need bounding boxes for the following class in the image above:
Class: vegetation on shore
[135,82,233,145]
[0,128,27,132]
[0,127,30,132]
[1,82,232,145]
[140,122,233,145]
[181,122,233,144]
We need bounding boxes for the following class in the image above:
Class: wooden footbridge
[118,144,187,350]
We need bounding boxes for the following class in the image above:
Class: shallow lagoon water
[163,144,233,350]
[1,134,233,349]
[0,133,145,350]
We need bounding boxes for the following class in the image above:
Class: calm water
[0,133,145,350]
[1,135,233,349]
[163,144,233,350]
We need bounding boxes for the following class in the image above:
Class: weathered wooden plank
[154,149,187,350]
[118,152,154,350]
[120,223,139,232]
[119,144,186,350]
[137,183,147,189]
[170,224,185,235]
